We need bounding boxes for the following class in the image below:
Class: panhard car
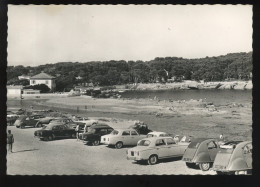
[80,125,114,146]
[14,115,45,128]
[182,138,221,171]
[34,123,77,141]
[212,141,252,175]
[101,129,147,149]
[127,137,189,165]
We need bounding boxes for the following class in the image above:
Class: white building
[7,85,23,98]
[30,72,56,91]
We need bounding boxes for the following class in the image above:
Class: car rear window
[146,134,154,138]
[138,140,151,146]
[188,141,200,148]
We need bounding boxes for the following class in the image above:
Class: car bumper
[127,156,142,161]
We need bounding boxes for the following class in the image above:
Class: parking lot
[7,126,216,175]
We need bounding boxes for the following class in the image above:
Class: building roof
[30,72,55,80]
[7,85,23,89]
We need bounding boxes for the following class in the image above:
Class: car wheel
[186,162,196,169]
[35,122,41,127]
[71,133,76,138]
[199,163,211,171]
[148,155,158,165]
[48,135,54,141]
[92,140,100,146]
[115,141,123,149]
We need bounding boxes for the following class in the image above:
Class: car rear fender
[229,158,249,171]
[194,152,211,163]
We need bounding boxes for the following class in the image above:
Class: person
[75,124,80,141]
[83,124,88,133]
[7,130,14,153]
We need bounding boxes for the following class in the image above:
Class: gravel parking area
[7,126,216,175]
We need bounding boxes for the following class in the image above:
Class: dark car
[80,125,114,146]
[182,138,220,171]
[34,123,77,141]
[213,141,252,175]
[14,115,45,128]
[128,122,152,135]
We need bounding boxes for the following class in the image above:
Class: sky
[8,5,252,67]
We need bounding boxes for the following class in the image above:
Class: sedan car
[182,138,220,171]
[127,137,189,165]
[81,125,114,145]
[212,141,252,175]
[146,131,171,138]
[14,115,45,128]
[101,129,147,149]
[34,123,77,141]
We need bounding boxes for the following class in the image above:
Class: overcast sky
[8,5,252,67]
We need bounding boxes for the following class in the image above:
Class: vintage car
[35,117,60,127]
[127,137,189,165]
[14,115,45,128]
[7,111,20,126]
[34,123,77,141]
[128,122,152,135]
[101,129,147,149]
[80,125,114,145]
[212,141,252,175]
[182,138,221,171]
[146,131,171,138]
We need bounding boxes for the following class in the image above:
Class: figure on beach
[7,130,14,153]
[75,124,80,141]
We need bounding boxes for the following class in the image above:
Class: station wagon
[182,138,220,171]
[213,141,252,175]
[127,137,189,165]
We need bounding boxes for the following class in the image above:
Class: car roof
[191,138,215,143]
[147,131,167,135]
[90,125,112,129]
[140,136,174,142]
[113,128,137,132]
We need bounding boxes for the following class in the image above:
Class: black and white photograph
[6,5,252,175]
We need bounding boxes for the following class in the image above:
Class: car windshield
[146,134,155,138]
[42,125,52,130]
[111,130,119,135]
[138,140,151,146]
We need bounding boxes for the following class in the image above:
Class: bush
[24,84,50,93]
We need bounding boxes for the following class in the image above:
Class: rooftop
[30,72,55,80]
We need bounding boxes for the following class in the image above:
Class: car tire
[48,135,54,141]
[35,122,41,128]
[92,140,100,146]
[199,163,211,171]
[148,155,158,165]
[115,141,123,149]
[186,162,196,169]
[71,133,76,138]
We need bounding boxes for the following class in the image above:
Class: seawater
[120,90,252,106]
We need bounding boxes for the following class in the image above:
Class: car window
[243,143,253,154]
[208,141,217,149]
[59,125,66,130]
[166,138,176,145]
[107,129,113,133]
[131,131,138,136]
[100,129,107,134]
[111,130,119,135]
[147,134,154,138]
[138,140,151,146]
[122,131,130,136]
[156,139,166,146]
[52,126,59,130]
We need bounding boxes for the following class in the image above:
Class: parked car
[212,141,252,175]
[80,125,114,146]
[128,122,152,135]
[7,111,20,126]
[34,123,77,141]
[127,137,189,165]
[182,138,220,171]
[14,115,45,128]
[35,117,59,127]
[146,131,172,138]
[101,129,147,149]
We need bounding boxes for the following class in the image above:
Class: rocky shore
[127,80,252,91]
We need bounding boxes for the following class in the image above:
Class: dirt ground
[7,126,216,175]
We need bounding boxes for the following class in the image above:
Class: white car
[101,129,147,149]
[127,137,189,165]
[146,131,172,138]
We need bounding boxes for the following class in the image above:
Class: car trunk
[182,148,197,162]
[213,149,233,170]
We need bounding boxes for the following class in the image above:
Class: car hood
[14,120,22,126]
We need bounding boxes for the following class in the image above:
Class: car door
[121,130,131,145]
[52,126,61,137]
[243,143,252,168]
[130,130,140,145]
[207,141,219,161]
[155,139,168,158]
[165,138,181,157]
[60,125,70,137]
